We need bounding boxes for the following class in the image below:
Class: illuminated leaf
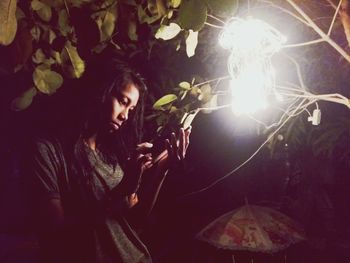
[11,87,37,111]
[100,10,116,41]
[16,6,26,20]
[153,94,178,109]
[31,0,45,11]
[61,41,85,78]
[68,0,93,7]
[32,0,52,22]
[58,10,71,36]
[40,0,64,8]
[128,18,138,41]
[37,5,52,22]
[156,0,166,17]
[179,81,191,90]
[198,84,211,102]
[205,0,238,17]
[147,0,158,16]
[0,0,17,46]
[185,29,198,57]
[33,66,63,94]
[32,48,46,64]
[155,23,181,40]
[178,0,207,31]
[180,110,198,129]
[137,6,160,24]
[170,0,181,8]
[30,26,41,41]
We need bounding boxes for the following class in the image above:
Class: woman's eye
[119,98,128,106]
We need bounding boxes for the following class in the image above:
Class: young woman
[30,62,191,262]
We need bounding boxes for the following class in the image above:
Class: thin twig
[286,0,350,63]
[204,22,224,29]
[64,0,70,16]
[193,76,230,87]
[282,53,307,90]
[197,104,231,112]
[283,38,325,48]
[207,14,226,25]
[326,0,337,9]
[259,0,310,27]
[328,0,343,35]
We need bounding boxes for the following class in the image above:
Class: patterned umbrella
[196,204,305,253]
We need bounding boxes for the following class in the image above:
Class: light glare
[219,17,286,115]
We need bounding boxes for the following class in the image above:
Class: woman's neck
[85,134,97,151]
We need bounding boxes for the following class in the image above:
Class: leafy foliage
[0,0,17,45]
[1,0,238,112]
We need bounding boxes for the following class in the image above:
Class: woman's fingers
[136,142,153,153]
[184,126,191,151]
[171,132,180,159]
[136,153,153,170]
[179,128,186,159]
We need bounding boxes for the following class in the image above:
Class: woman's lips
[110,121,121,130]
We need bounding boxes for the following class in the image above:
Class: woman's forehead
[120,83,140,105]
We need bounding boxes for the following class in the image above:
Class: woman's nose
[119,108,129,121]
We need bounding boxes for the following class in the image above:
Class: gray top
[32,137,152,263]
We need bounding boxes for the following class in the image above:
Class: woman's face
[106,83,140,133]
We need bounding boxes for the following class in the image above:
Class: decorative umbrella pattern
[196,204,305,253]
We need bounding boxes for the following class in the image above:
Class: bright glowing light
[219,17,286,115]
[219,17,286,55]
[230,62,270,115]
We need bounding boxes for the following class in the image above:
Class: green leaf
[33,66,63,94]
[179,81,191,90]
[32,0,52,22]
[0,0,17,46]
[155,23,181,40]
[137,6,160,24]
[68,0,93,7]
[128,18,138,41]
[31,0,45,11]
[153,94,178,109]
[11,87,37,111]
[147,0,158,16]
[198,84,211,102]
[30,26,41,41]
[37,5,52,22]
[178,0,207,31]
[156,0,167,17]
[58,10,71,36]
[185,29,198,57]
[180,110,198,129]
[205,0,238,17]
[32,48,46,64]
[61,41,85,78]
[40,0,65,8]
[169,0,181,8]
[16,6,26,20]
[100,10,116,41]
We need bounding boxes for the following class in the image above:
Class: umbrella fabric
[196,204,305,253]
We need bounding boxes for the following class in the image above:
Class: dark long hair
[68,60,147,191]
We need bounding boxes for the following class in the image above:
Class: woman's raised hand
[158,127,192,170]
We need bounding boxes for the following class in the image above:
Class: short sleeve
[31,138,63,200]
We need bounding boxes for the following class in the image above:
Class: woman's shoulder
[32,133,66,157]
